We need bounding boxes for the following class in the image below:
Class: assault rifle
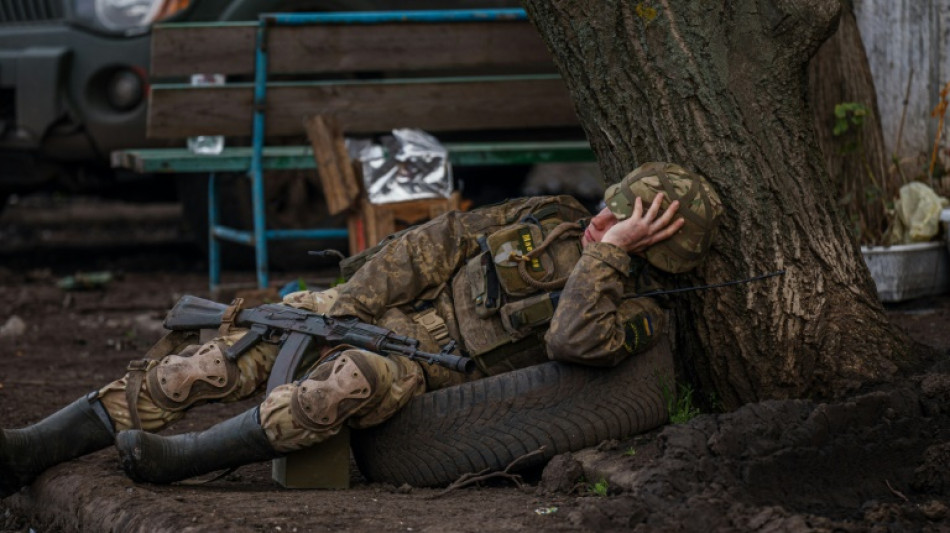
[163,295,474,393]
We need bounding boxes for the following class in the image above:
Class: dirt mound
[551,373,950,531]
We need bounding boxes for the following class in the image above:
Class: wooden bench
[111,8,594,291]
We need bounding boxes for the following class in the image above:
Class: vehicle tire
[351,337,674,487]
[176,170,348,271]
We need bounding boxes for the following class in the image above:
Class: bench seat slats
[147,75,579,138]
[150,20,556,77]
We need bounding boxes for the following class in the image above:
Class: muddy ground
[1,197,950,532]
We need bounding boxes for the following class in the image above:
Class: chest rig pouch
[453,204,585,374]
[465,204,584,317]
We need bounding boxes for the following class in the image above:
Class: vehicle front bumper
[0,23,152,159]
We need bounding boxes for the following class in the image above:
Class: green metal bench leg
[250,20,271,290]
[251,166,269,289]
[208,172,221,292]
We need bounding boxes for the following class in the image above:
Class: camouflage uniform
[97,195,666,454]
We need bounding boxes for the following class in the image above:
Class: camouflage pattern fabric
[98,290,343,433]
[98,330,279,432]
[260,348,424,453]
[258,299,471,451]
[97,194,672,452]
[328,196,590,324]
[544,242,665,366]
[604,162,723,273]
[330,195,665,374]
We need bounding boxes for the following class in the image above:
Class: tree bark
[808,0,892,245]
[522,0,908,408]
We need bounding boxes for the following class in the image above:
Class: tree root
[885,479,910,503]
[427,447,547,498]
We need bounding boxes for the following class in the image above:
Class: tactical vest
[452,204,585,375]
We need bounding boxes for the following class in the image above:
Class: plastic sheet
[885,182,950,244]
[353,129,453,205]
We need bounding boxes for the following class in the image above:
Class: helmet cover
[603,162,722,273]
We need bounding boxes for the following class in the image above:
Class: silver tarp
[353,129,453,204]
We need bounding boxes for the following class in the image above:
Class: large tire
[352,337,674,487]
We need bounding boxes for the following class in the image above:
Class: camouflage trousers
[97,290,465,453]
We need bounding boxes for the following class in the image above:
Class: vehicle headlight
[74,0,191,34]
[96,0,162,31]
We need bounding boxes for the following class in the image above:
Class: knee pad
[146,340,241,411]
[289,351,378,431]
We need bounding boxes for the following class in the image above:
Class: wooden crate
[304,114,464,254]
[305,115,361,216]
[349,192,462,253]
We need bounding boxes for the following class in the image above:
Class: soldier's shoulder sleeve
[616,297,667,357]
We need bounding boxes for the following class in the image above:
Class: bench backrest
[146,12,580,140]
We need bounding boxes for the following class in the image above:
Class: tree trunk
[522,0,908,408]
[808,0,893,245]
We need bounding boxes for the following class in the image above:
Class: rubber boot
[116,406,278,484]
[0,392,115,498]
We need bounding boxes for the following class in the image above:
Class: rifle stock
[163,295,228,330]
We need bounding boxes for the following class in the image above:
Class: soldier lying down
[0,162,721,493]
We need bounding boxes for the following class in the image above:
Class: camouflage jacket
[328,195,666,378]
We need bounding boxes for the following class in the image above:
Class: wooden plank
[110,141,595,174]
[358,194,462,249]
[446,141,596,165]
[110,146,319,173]
[854,0,950,157]
[150,22,257,77]
[347,210,366,255]
[146,76,579,138]
[151,21,556,77]
[304,115,361,216]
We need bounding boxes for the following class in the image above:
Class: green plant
[660,379,701,424]
[586,478,609,497]
[828,101,900,245]
[833,102,868,140]
[623,447,637,457]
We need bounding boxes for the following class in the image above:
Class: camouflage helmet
[603,162,722,273]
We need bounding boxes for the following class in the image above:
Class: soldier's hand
[602,193,685,254]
